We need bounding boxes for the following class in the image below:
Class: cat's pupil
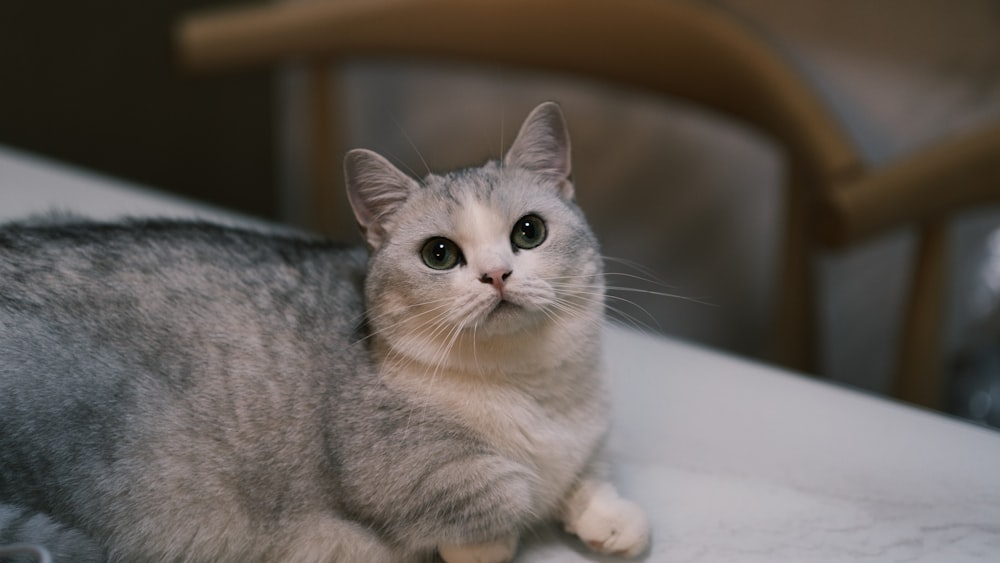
[511,214,547,250]
[421,237,462,270]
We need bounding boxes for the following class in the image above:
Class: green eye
[421,237,462,270]
[511,214,547,250]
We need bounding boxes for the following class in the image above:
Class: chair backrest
[179,0,863,182]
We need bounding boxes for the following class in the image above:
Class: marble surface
[590,328,1000,563]
[0,144,251,224]
[4,145,1000,561]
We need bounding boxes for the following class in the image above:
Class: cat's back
[0,218,371,388]
[0,219,365,311]
[2,219,364,336]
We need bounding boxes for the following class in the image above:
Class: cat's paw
[565,487,650,558]
[437,535,518,563]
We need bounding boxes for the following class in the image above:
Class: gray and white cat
[0,102,649,562]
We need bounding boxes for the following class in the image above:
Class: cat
[0,102,650,563]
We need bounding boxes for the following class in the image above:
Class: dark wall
[1,1,276,219]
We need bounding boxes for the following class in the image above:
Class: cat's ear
[504,101,573,199]
[344,149,419,250]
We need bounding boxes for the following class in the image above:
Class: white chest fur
[389,363,610,517]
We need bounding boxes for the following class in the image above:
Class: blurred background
[2,0,999,425]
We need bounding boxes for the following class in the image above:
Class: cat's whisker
[545,276,715,307]
[408,318,459,365]
[470,320,483,379]
[391,116,432,178]
[545,270,665,288]
[356,301,446,339]
[416,308,474,389]
[543,261,715,319]
[499,107,506,167]
[600,271,683,291]
[373,305,461,380]
[539,276,677,333]
[604,286,716,307]
[437,323,466,377]
[547,292,657,334]
[601,301,663,333]
[543,294,599,322]
[371,146,427,189]
[366,310,442,344]
[394,294,489,380]
[600,255,672,284]
[358,297,459,343]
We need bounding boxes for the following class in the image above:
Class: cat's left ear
[504,102,574,199]
[344,149,420,251]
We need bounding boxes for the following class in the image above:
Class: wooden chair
[175,0,1000,409]
[818,124,1000,407]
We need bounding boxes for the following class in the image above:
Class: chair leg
[894,220,948,409]
[772,163,817,374]
[304,62,354,240]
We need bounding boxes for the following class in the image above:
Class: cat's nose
[479,269,512,292]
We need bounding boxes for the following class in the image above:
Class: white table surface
[3,145,1000,562]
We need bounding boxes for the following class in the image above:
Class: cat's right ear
[344,149,419,250]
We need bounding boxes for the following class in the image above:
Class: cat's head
[345,102,604,373]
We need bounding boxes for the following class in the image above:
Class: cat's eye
[511,214,547,250]
[421,237,463,270]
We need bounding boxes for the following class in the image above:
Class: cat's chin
[488,299,520,319]
[474,299,542,337]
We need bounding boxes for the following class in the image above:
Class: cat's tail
[0,505,103,563]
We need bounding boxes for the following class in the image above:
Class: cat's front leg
[437,535,518,563]
[384,453,532,562]
[562,479,650,558]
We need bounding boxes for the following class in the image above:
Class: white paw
[438,535,518,563]
[566,490,650,558]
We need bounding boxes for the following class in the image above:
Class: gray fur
[0,103,615,562]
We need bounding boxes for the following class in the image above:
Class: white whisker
[601,255,670,284]
[604,286,716,307]
[391,116,431,178]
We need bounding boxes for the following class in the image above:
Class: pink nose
[479,269,512,291]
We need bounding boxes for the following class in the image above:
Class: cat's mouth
[482,298,524,325]
[490,299,519,315]
[475,295,544,334]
